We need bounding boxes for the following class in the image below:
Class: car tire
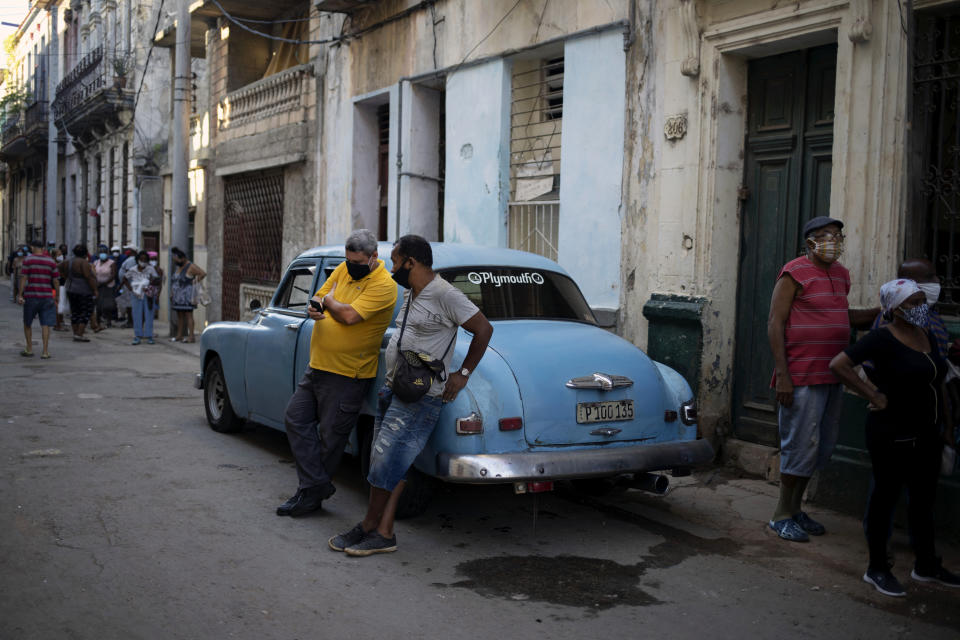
[395,467,436,520]
[204,356,243,433]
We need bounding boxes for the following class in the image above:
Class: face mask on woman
[138,260,148,268]
[99,253,108,261]
[112,250,120,258]
[899,304,930,328]
[917,282,941,306]
[56,255,64,263]
[149,260,158,267]
[16,251,23,257]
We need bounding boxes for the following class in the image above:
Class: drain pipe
[394,79,405,241]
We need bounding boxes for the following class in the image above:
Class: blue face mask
[16,251,23,257]
[99,253,108,261]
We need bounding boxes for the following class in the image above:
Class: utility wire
[446,0,523,80]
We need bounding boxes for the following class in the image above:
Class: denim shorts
[367,386,444,491]
[23,297,56,327]
[778,383,842,476]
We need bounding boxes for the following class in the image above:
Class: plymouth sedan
[195,243,714,516]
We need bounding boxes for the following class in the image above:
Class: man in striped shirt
[17,239,60,359]
[767,216,879,542]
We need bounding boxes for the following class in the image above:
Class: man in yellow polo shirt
[277,229,397,517]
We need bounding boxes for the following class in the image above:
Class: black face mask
[392,261,411,289]
[346,260,371,281]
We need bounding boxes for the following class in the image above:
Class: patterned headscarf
[879,278,921,320]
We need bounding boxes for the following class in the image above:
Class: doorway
[732,44,837,446]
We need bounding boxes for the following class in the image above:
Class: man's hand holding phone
[308,295,325,320]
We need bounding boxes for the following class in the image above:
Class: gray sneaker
[329,524,367,552]
[345,531,397,557]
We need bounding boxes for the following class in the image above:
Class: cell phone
[309,299,324,312]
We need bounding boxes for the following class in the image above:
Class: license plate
[576,400,634,424]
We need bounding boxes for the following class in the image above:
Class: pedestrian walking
[277,230,397,517]
[830,279,960,597]
[329,235,493,556]
[51,248,69,331]
[92,245,117,330]
[60,245,99,342]
[169,247,206,343]
[767,216,878,542]
[9,246,26,301]
[16,239,60,359]
[123,250,160,345]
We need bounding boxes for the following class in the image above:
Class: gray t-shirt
[385,275,480,397]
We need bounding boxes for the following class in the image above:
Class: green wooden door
[732,45,837,446]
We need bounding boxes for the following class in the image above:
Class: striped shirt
[774,256,851,386]
[21,253,58,299]
[870,308,949,360]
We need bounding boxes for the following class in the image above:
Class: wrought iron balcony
[52,45,134,146]
[24,100,49,146]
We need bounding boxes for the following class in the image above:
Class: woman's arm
[829,352,887,409]
[189,263,206,281]
[82,261,99,295]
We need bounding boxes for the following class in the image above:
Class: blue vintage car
[195,242,713,516]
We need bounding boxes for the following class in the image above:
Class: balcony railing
[52,45,107,120]
[218,63,313,131]
[24,100,49,133]
[1,113,23,148]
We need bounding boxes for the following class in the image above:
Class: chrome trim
[565,372,633,391]
[193,373,204,390]
[436,439,714,483]
[680,400,697,426]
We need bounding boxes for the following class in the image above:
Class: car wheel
[395,467,436,520]
[204,356,243,433]
[571,477,628,497]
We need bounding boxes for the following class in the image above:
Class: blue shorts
[367,386,444,491]
[778,384,842,477]
[23,297,57,327]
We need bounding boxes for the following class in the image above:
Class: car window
[439,267,597,324]
[273,265,317,310]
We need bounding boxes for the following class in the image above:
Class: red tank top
[772,256,851,387]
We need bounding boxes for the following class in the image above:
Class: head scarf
[879,279,921,320]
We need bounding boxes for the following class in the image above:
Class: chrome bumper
[436,439,714,483]
[193,373,203,390]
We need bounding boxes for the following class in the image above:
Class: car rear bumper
[435,438,714,483]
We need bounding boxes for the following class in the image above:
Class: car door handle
[285,323,301,331]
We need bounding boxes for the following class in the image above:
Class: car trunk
[487,321,669,447]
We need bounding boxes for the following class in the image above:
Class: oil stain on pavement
[436,554,660,610]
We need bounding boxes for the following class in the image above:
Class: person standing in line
[122,250,160,345]
[116,245,138,328]
[91,244,117,330]
[830,279,960,596]
[767,216,878,542]
[16,240,60,359]
[329,235,493,556]
[60,245,99,342]
[169,247,206,343]
[278,230,397,517]
[51,248,69,331]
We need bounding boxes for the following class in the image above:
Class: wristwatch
[460,367,471,378]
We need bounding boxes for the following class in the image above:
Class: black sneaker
[344,531,397,557]
[911,566,960,588]
[276,483,336,517]
[863,568,906,597]
[329,524,368,552]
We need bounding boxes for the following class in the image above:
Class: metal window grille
[509,56,562,260]
[222,171,284,320]
[911,10,960,313]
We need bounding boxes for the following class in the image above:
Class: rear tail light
[514,481,554,494]
[680,401,697,425]
[499,417,522,431]
[456,412,483,435]
[664,410,678,422]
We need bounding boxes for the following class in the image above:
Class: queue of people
[767,216,959,598]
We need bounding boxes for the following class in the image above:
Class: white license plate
[576,400,634,424]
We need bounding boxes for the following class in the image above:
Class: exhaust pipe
[626,472,669,495]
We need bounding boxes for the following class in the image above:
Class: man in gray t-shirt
[329,235,493,557]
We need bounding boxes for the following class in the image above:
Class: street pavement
[1,281,958,639]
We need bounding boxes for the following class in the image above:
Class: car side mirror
[249,299,262,312]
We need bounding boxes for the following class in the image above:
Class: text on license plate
[576,400,634,424]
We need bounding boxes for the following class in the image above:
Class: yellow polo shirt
[308,260,397,379]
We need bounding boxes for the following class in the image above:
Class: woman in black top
[831,279,957,597]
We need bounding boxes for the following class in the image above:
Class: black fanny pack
[391,298,455,403]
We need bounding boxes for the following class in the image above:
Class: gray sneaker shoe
[329,524,367,552]
[344,531,397,557]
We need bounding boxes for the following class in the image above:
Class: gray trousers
[283,368,370,490]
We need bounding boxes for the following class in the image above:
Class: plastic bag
[58,286,70,314]
[193,282,211,306]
